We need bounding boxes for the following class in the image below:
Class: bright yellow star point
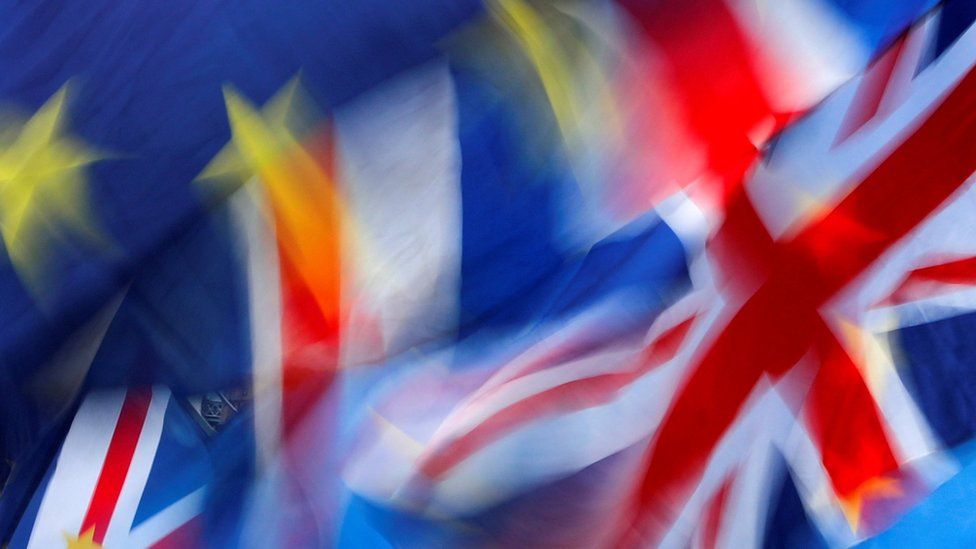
[200,80,346,325]
[197,78,308,189]
[63,526,101,549]
[0,85,104,292]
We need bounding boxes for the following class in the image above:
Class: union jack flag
[337,2,976,547]
[1,0,970,547]
[9,388,209,548]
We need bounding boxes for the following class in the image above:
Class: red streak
[419,316,696,478]
[79,388,152,544]
[878,255,976,306]
[624,49,976,543]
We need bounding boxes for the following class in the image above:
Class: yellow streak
[221,87,343,326]
[63,527,101,549]
[0,85,105,295]
[486,0,625,191]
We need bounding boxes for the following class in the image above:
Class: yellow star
[198,78,311,191]
[199,80,345,328]
[199,81,403,356]
[63,527,101,549]
[0,85,104,293]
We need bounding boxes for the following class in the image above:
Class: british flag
[1,0,971,547]
[9,388,209,548]
[334,2,976,547]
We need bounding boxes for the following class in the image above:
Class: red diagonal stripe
[79,388,152,544]
[624,53,976,543]
[808,321,898,498]
[700,472,736,549]
[877,255,976,306]
[629,277,818,534]
[795,66,976,301]
[418,316,696,478]
[906,255,976,284]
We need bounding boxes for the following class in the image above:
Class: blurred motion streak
[8,1,976,548]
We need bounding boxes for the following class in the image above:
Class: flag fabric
[8,387,210,548]
[620,3,976,546]
[1,1,972,548]
[202,2,954,545]
[0,0,481,466]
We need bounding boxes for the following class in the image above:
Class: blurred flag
[0,0,480,466]
[0,1,968,548]
[8,388,210,548]
[605,0,937,219]
[621,2,976,546]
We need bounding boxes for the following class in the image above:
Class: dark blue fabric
[934,0,976,58]
[826,0,937,52]
[763,457,828,549]
[85,206,250,395]
[0,0,481,365]
[0,2,483,537]
[539,212,689,321]
[451,62,570,337]
[201,408,257,546]
[0,0,482,481]
[5,448,57,549]
[0,388,79,544]
[896,311,976,448]
[132,398,211,529]
[451,62,689,343]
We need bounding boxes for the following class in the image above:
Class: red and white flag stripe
[24,387,202,548]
